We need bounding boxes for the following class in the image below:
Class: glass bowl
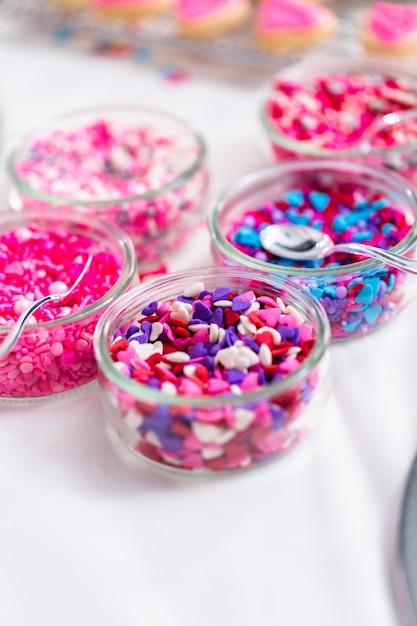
[209,160,417,341]
[0,209,138,403]
[93,266,331,474]
[259,57,417,185]
[6,105,208,269]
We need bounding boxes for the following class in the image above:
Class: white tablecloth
[1,18,417,626]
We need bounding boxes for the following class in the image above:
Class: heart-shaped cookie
[363,2,417,56]
[254,0,337,53]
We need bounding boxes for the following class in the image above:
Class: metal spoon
[259,224,417,273]
[0,253,93,359]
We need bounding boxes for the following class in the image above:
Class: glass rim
[0,208,137,333]
[93,265,330,408]
[7,104,207,207]
[209,159,417,277]
[259,56,417,158]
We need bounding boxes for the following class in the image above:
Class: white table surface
[1,16,417,626]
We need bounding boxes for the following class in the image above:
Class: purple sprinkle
[142,301,158,316]
[232,297,251,312]
[126,324,140,338]
[194,301,212,321]
[148,378,161,389]
[210,308,223,326]
[244,338,260,353]
[205,355,214,370]
[212,287,232,301]
[225,328,239,346]
[177,295,195,304]
[190,343,207,358]
[188,318,207,326]
[200,290,211,298]
[227,369,245,384]
[159,433,183,453]
[258,369,267,385]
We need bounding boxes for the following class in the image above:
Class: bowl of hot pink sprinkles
[0,210,137,401]
[94,268,330,473]
[210,160,417,340]
[8,107,208,267]
[261,59,417,182]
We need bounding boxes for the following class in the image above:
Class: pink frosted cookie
[175,0,251,39]
[363,2,417,56]
[93,0,172,18]
[254,0,337,52]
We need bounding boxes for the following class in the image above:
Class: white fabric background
[0,17,417,626]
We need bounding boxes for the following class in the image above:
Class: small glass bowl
[259,57,417,185]
[7,106,208,269]
[0,209,137,403]
[93,266,331,474]
[209,160,417,341]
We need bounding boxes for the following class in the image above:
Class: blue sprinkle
[387,273,396,293]
[364,304,383,325]
[283,189,304,207]
[342,319,363,333]
[286,210,311,226]
[371,199,389,210]
[311,220,325,230]
[310,287,323,299]
[382,223,398,236]
[309,191,330,212]
[323,285,338,298]
[332,215,349,232]
[355,284,374,306]
[133,47,151,63]
[52,25,74,43]
[351,231,373,242]
[363,277,381,296]
[234,226,261,248]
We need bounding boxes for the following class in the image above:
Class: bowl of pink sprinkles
[0,210,137,402]
[6,106,208,269]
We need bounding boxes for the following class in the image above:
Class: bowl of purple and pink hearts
[93,266,331,474]
[0,209,137,402]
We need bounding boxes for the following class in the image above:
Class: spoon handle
[333,243,417,274]
[0,254,93,359]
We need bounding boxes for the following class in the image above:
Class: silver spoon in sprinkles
[259,223,417,273]
[0,253,93,359]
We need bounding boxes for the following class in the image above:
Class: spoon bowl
[260,223,417,274]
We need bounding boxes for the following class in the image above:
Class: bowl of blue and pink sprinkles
[210,160,417,340]
[94,267,330,474]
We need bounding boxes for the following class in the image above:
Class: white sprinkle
[161,381,178,396]
[256,327,282,345]
[259,343,273,367]
[286,305,305,324]
[212,300,233,307]
[230,384,242,396]
[239,315,257,335]
[245,301,261,314]
[183,364,197,378]
[192,422,223,444]
[188,323,209,332]
[145,432,162,447]
[276,297,287,313]
[152,341,164,355]
[209,323,219,343]
[183,281,204,298]
[124,409,144,431]
[170,305,190,324]
[218,327,226,342]
[233,408,255,432]
[288,346,301,356]
[149,322,163,342]
[164,351,191,364]
[201,447,223,460]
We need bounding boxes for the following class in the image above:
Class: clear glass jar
[93,266,331,474]
[259,57,417,185]
[7,106,208,269]
[209,160,417,341]
[0,210,138,403]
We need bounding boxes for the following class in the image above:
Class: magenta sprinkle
[107,281,321,472]
[0,223,122,398]
[15,118,208,264]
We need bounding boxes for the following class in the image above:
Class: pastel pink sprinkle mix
[16,119,208,264]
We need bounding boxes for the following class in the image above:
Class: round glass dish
[259,57,417,184]
[0,209,138,403]
[7,106,208,269]
[209,160,417,341]
[94,266,331,475]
